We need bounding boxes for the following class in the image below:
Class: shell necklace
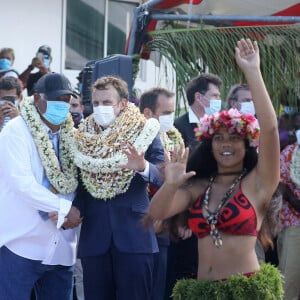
[202,169,247,248]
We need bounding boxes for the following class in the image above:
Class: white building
[1,0,174,97]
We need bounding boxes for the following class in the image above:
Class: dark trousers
[81,243,154,300]
[152,243,168,300]
[0,246,73,300]
[164,235,198,300]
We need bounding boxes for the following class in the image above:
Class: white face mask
[204,99,222,115]
[93,106,116,127]
[296,129,300,145]
[240,101,255,115]
[159,113,174,133]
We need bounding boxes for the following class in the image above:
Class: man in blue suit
[74,76,164,300]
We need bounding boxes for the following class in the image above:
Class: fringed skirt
[172,263,284,300]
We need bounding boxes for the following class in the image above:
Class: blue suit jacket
[74,135,164,257]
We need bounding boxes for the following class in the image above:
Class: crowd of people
[0,39,299,300]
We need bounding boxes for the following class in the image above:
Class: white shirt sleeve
[137,160,150,178]
[0,120,74,218]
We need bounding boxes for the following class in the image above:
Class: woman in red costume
[149,39,283,299]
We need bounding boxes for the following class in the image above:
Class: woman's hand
[164,144,195,186]
[235,38,260,73]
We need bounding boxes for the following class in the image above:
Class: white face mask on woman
[159,113,174,133]
[93,106,116,127]
[240,101,255,115]
[204,99,222,115]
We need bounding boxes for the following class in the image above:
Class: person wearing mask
[0,76,22,131]
[174,73,222,149]
[0,48,18,78]
[149,38,282,299]
[70,94,84,128]
[19,45,52,96]
[69,92,85,300]
[139,87,185,300]
[225,83,255,115]
[73,76,165,300]
[0,73,81,299]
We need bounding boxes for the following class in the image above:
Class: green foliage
[172,263,284,300]
[143,24,300,116]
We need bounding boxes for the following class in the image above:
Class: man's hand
[48,206,82,229]
[119,143,146,172]
[177,226,192,240]
[0,102,19,126]
[31,57,48,74]
[62,206,82,229]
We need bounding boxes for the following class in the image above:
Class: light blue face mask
[204,99,222,115]
[240,101,255,115]
[0,58,11,70]
[283,106,297,115]
[43,57,50,68]
[43,101,70,125]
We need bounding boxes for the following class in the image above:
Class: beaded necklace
[202,169,247,248]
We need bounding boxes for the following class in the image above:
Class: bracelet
[28,64,34,71]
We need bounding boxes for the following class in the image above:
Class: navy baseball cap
[34,73,77,99]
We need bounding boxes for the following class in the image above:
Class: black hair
[186,139,258,178]
[185,73,222,106]
[0,76,21,96]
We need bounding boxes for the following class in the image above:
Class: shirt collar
[41,122,61,136]
[188,107,200,123]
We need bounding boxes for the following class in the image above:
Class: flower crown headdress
[194,108,260,147]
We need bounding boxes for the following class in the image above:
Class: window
[66,0,136,70]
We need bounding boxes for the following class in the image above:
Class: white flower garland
[74,103,160,200]
[290,144,300,188]
[160,126,184,159]
[21,97,78,194]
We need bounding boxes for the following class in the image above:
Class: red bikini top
[188,186,258,238]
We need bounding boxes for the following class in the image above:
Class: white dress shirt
[188,107,200,123]
[0,116,76,266]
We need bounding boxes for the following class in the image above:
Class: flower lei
[290,144,300,188]
[20,97,78,194]
[160,126,184,159]
[148,126,184,197]
[74,102,160,200]
[194,108,260,147]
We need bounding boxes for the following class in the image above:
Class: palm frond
[142,24,300,115]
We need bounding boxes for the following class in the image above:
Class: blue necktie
[39,130,60,220]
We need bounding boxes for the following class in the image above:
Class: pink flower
[195,109,260,147]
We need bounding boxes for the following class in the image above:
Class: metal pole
[127,0,166,55]
[141,0,165,10]
[150,13,300,24]
[104,0,109,57]
[127,6,138,55]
